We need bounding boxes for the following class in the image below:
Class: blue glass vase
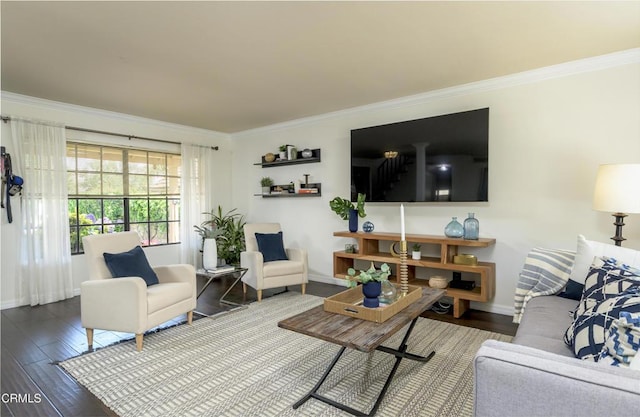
[463,213,479,240]
[444,217,464,238]
[348,208,358,232]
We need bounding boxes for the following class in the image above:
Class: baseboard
[470,301,514,317]
[1,288,81,310]
[308,274,348,287]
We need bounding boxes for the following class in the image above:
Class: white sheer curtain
[10,118,74,306]
[180,144,217,267]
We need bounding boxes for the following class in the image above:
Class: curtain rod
[1,116,219,150]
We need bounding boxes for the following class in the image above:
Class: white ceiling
[2,1,639,133]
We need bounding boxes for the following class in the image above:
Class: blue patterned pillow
[564,256,640,361]
[598,311,640,367]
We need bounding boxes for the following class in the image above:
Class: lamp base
[611,212,627,247]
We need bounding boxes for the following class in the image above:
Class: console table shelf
[333,231,496,318]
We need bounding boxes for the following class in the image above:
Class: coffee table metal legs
[292,317,433,417]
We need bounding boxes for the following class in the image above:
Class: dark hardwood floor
[1,277,517,417]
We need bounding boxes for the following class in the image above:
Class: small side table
[195,267,248,314]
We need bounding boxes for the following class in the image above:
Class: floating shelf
[255,183,321,198]
[255,149,321,168]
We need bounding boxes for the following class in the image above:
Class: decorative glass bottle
[378,278,397,305]
[444,217,464,238]
[463,213,479,240]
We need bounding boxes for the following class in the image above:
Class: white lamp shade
[593,164,640,214]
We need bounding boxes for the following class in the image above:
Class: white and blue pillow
[560,235,640,300]
[564,256,640,361]
[598,311,640,367]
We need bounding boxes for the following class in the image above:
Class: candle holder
[399,240,409,296]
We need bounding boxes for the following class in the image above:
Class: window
[67,142,181,254]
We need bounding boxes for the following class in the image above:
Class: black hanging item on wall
[1,146,24,223]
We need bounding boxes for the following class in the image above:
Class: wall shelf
[255,148,321,168]
[255,183,321,198]
[333,231,496,318]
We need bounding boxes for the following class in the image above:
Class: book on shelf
[198,265,235,275]
[298,188,318,194]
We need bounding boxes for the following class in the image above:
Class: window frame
[67,142,181,255]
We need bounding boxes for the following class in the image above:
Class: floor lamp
[593,164,640,246]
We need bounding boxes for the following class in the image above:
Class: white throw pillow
[569,235,640,286]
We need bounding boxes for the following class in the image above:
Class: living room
[1,2,639,417]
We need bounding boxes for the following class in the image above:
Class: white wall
[0,94,232,308]
[2,51,639,314]
[231,51,640,315]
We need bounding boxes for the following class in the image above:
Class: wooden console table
[333,231,496,318]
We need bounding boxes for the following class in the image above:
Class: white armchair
[240,223,308,301]
[81,231,197,351]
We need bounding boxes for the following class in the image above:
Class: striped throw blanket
[513,247,576,323]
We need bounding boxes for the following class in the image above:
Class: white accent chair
[81,231,197,351]
[240,223,308,301]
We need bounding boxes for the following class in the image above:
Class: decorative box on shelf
[323,284,422,323]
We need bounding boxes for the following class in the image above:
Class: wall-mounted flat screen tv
[351,108,489,203]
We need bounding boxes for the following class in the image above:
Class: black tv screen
[351,108,489,203]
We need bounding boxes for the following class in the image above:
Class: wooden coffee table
[277,287,445,417]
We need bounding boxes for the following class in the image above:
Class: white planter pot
[202,238,218,270]
[262,186,271,195]
[412,251,421,260]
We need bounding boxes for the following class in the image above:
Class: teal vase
[463,213,479,240]
[444,217,464,238]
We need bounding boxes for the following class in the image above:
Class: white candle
[400,204,405,241]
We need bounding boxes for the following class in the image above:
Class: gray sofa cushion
[513,295,577,357]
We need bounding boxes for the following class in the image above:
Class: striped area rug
[59,292,512,417]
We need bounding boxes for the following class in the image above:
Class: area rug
[59,292,512,417]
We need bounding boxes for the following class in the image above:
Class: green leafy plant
[260,177,274,187]
[279,144,288,152]
[199,206,246,265]
[412,243,421,251]
[346,263,391,288]
[329,193,366,220]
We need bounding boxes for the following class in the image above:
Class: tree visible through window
[67,142,181,254]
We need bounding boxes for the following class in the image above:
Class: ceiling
[2,1,639,133]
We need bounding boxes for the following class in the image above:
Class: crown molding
[0,91,229,140]
[235,48,640,137]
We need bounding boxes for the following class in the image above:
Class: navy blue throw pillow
[255,232,288,262]
[558,279,584,300]
[103,245,159,286]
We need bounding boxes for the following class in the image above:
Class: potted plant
[412,243,422,260]
[199,206,246,265]
[329,193,366,232]
[346,262,391,308]
[278,145,288,160]
[260,177,274,195]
